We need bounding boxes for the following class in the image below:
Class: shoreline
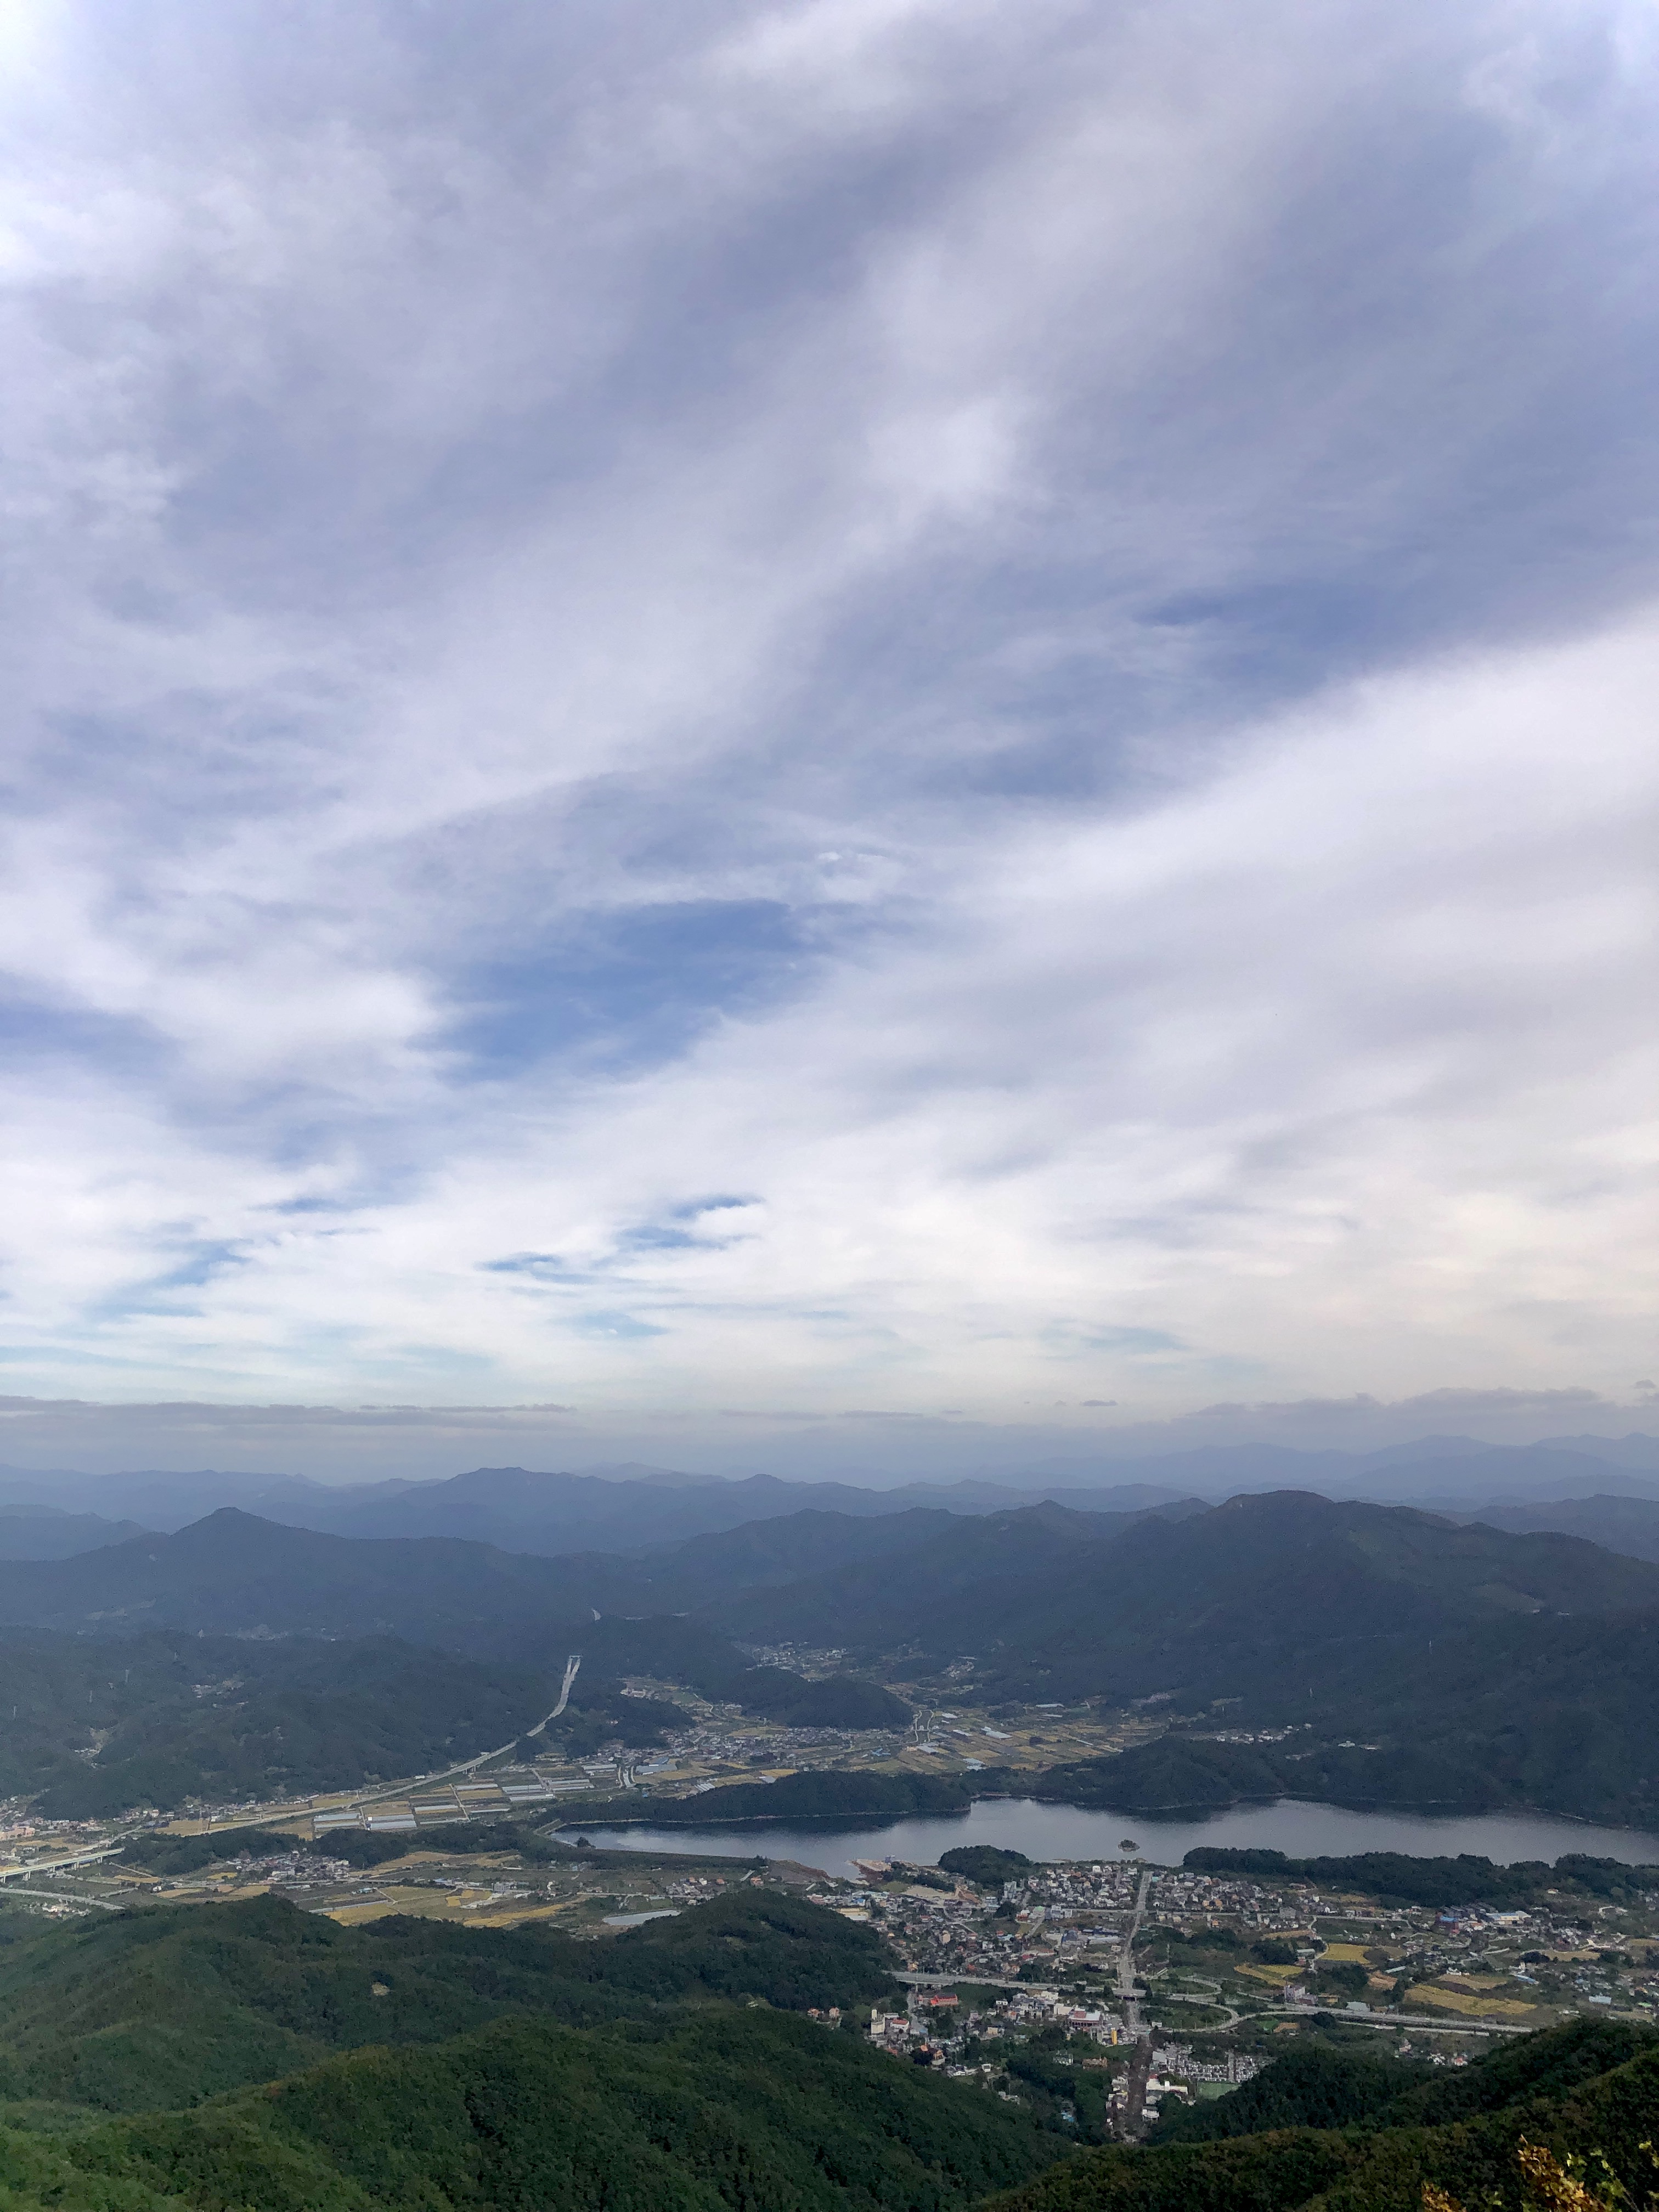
[555,1782,1659,1837]
[551,1788,1659,1872]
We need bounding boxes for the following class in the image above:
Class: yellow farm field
[1419,1984,1537,2018]
[325,1886,574,1930]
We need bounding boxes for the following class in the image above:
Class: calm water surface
[557,1797,1659,1880]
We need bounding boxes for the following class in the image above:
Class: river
[555,1796,1659,1880]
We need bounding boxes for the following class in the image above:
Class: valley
[7,1479,1659,1846]
[0,1808,1654,2212]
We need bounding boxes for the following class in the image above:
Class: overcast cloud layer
[2,0,1656,1465]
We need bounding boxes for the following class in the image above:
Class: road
[379,1684,579,1793]
[312,1666,592,1823]
[898,1870,1154,2011]
[541,1655,582,1723]
[1116,1866,1154,2134]
[153,1660,594,1846]
[0,1842,126,1882]
[1,1886,121,1911]
[899,1972,1040,1994]
[1116,1866,1151,2035]
[1262,2003,1534,2037]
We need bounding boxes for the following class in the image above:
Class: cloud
[0,0,1655,1442]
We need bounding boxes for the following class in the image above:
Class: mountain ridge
[4,1431,1657,1550]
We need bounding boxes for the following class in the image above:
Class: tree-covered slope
[714,1491,1659,1692]
[1144,2042,1432,2144]
[1030,1607,1659,1825]
[1468,1493,1659,1564]
[31,1638,566,1819]
[1178,1846,1659,1909]
[0,1510,602,1640]
[709,1503,1146,1649]
[0,1629,555,1816]
[16,2005,1066,2212]
[0,1889,1064,2212]
[985,2019,1659,2212]
[0,1600,902,1816]
[0,1889,899,2112]
[980,1492,1659,1700]
[704,1491,1659,1826]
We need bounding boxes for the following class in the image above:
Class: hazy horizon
[3,1390,1658,1491]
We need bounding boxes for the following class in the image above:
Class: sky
[1,0,1657,1481]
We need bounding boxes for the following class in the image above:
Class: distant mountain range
[707,1489,1659,1694]
[1,1489,1656,1681]
[0,1504,151,1560]
[0,1510,598,1643]
[1,1483,1659,1822]
[1,1430,1655,1558]
[0,1462,1198,1548]
[1457,1492,1659,1562]
[0,1497,1188,1647]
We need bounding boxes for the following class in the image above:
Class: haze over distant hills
[3,1440,1658,1759]
[0,1462,1201,1548]
[1,1429,1656,1557]
[708,1490,1659,1686]
[0,1505,152,1560]
[4,1487,1659,1824]
[1459,1493,1659,1565]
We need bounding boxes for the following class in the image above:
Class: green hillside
[0,1888,898,2110]
[711,1492,1659,1826]
[1178,1845,1659,1909]
[985,2018,1659,2212]
[31,1638,566,1819]
[714,1492,1659,1688]
[0,1866,1655,2211]
[0,1889,1064,2212]
[710,1503,1128,1650]
[1028,1607,1659,1826]
[725,1486,1659,1672]
[1470,1493,1659,1564]
[5,2006,1064,2212]
[0,1601,900,1816]
[3,1631,675,1819]
[8,1491,1659,1821]
[0,1510,606,1641]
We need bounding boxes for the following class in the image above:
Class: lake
[556,1796,1659,1879]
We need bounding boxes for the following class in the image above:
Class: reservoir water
[557,1796,1659,1880]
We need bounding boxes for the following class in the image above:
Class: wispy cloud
[0,0,1655,1451]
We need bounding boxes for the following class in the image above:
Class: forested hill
[0,1498,1176,1640]
[697,1491,1659,1826]
[0,1510,610,1640]
[0,1609,910,1818]
[1013,1602,1659,1826]
[7,1492,1652,1687]
[7,1489,1659,1820]
[0,1891,1065,2212]
[712,1488,1659,1697]
[0,1888,901,2107]
[986,2018,1659,2212]
[0,1898,1652,2212]
[1466,1492,1659,1562]
[0,1504,952,1641]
